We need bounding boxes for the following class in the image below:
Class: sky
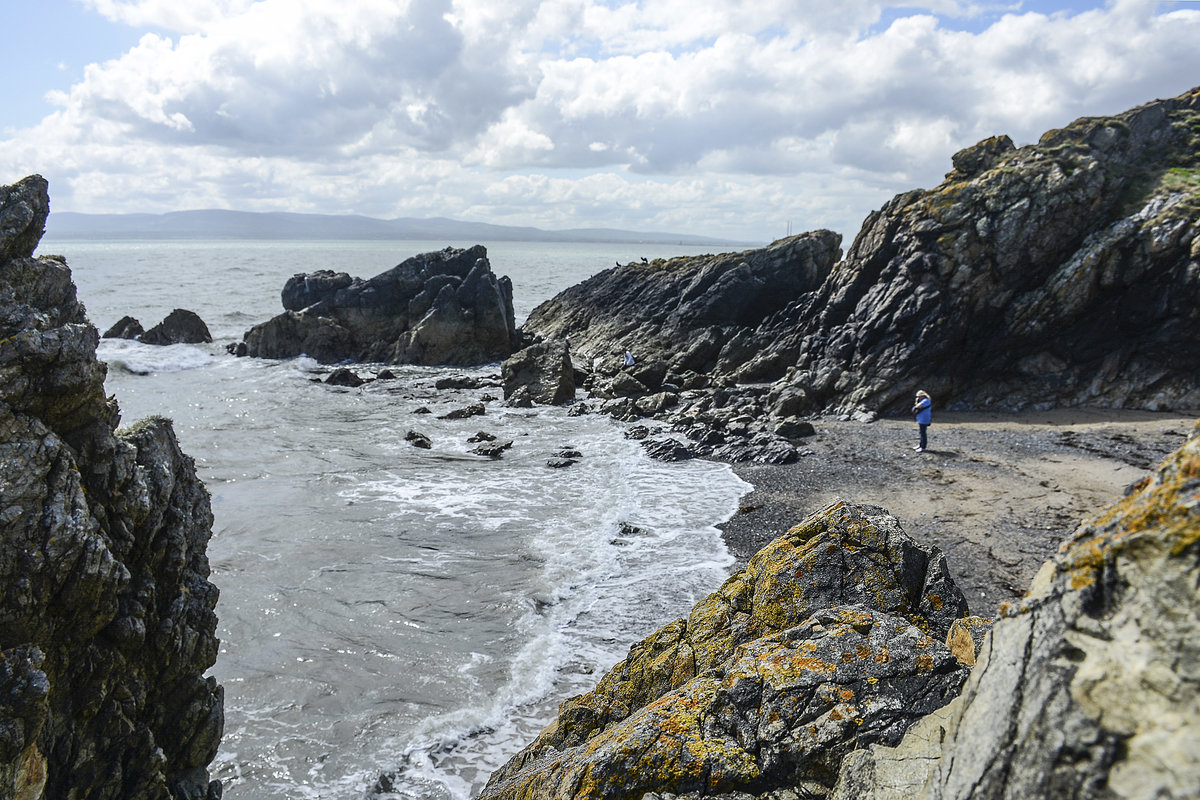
[3,0,1199,243]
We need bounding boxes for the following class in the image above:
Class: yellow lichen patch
[915,653,934,672]
[1056,426,1200,590]
[873,647,891,664]
[839,688,856,702]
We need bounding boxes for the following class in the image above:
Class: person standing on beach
[912,390,932,452]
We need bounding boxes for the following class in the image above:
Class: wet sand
[718,409,1198,617]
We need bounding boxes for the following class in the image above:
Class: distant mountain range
[44,209,750,246]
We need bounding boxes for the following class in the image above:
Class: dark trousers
[919,424,928,450]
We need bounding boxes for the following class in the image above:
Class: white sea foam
[53,238,751,800]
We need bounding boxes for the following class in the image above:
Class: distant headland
[43,208,751,247]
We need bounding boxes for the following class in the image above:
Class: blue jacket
[914,397,932,425]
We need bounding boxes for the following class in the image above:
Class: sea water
[40,238,752,799]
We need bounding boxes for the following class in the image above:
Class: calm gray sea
[39,238,751,800]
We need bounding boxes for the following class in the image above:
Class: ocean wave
[98,339,217,374]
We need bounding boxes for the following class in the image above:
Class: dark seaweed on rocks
[0,175,223,800]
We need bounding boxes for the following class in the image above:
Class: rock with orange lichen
[478,607,968,800]
[512,501,966,764]
[478,502,969,799]
[832,420,1200,800]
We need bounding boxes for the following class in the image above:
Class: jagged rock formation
[479,502,970,799]
[237,245,520,365]
[524,232,842,378]
[523,87,1200,414]
[0,175,223,800]
[830,419,1200,800]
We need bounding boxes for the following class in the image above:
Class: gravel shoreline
[716,409,1197,616]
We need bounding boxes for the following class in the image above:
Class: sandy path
[718,409,1197,617]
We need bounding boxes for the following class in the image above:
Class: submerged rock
[238,246,520,366]
[0,175,223,799]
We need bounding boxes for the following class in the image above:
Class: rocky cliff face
[237,245,520,365]
[524,231,842,377]
[0,176,223,800]
[523,87,1200,415]
[831,418,1200,800]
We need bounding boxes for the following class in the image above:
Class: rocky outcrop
[103,315,145,340]
[524,231,842,377]
[830,419,1200,800]
[479,501,970,799]
[103,310,211,345]
[501,339,575,405]
[523,87,1200,414]
[0,176,223,800]
[139,309,212,345]
[237,245,520,366]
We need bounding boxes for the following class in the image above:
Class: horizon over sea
[39,236,752,800]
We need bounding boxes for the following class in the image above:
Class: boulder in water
[102,315,145,340]
[139,308,213,345]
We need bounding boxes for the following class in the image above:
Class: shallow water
[45,238,751,799]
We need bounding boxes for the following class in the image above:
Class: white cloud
[4,0,1199,242]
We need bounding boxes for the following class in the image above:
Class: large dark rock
[103,315,145,340]
[239,246,520,366]
[753,86,1200,414]
[0,175,49,262]
[0,177,223,800]
[522,87,1200,414]
[522,232,842,376]
[139,308,213,345]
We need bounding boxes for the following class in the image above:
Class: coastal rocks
[521,87,1200,415]
[829,420,1200,800]
[238,246,520,366]
[501,339,575,405]
[482,607,968,800]
[325,367,366,387]
[405,430,432,449]
[0,177,223,798]
[522,231,841,377]
[102,309,213,345]
[139,309,213,345]
[763,87,1200,414]
[103,315,145,340]
[481,502,969,799]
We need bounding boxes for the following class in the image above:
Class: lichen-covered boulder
[0,175,222,800]
[481,502,968,797]
[480,607,968,800]
[831,420,1200,800]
